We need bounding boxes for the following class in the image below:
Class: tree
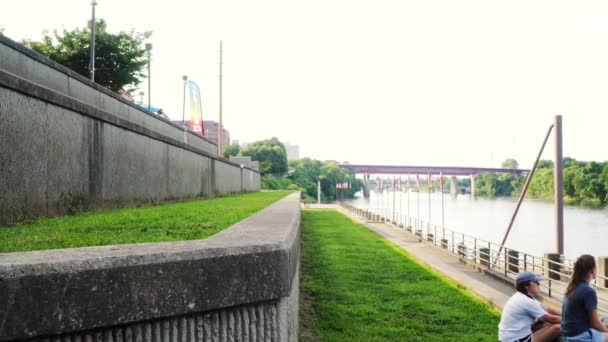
[223,144,240,158]
[240,137,288,175]
[24,19,151,92]
[563,157,579,168]
[261,158,362,203]
[602,164,608,203]
[563,165,580,197]
[528,168,553,198]
[501,158,519,169]
[536,160,554,169]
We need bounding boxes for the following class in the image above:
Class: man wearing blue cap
[498,271,562,342]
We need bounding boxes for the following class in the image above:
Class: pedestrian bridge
[339,164,529,176]
[339,164,530,197]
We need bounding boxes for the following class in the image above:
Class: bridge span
[339,164,530,197]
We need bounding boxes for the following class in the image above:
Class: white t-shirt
[498,292,547,341]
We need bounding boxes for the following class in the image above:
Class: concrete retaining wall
[0,35,259,225]
[244,171,261,192]
[0,192,300,342]
[215,161,243,194]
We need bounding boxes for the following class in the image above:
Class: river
[346,190,608,260]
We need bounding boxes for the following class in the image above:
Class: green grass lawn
[0,191,292,253]
[300,209,500,341]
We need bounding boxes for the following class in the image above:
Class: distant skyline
[3,1,608,168]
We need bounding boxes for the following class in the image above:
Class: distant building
[203,120,230,149]
[284,142,300,160]
[172,120,230,148]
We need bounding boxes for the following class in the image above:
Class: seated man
[499,271,562,342]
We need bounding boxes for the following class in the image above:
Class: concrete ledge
[0,192,300,341]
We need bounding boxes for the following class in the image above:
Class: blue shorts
[563,329,606,342]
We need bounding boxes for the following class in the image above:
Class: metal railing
[339,202,608,316]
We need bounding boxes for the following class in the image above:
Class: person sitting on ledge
[561,254,608,342]
[498,271,562,342]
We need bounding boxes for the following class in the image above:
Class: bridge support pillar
[470,174,476,197]
[450,176,457,196]
[362,173,370,198]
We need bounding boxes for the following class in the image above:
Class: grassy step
[0,191,291,253]
[300,209,499,341]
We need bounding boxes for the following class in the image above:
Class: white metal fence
[340,202,608,316]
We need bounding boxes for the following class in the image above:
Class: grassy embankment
[0,191,292,253]
[300,210,500,341]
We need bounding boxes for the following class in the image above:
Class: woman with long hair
[561,254,608,341]
[499,271,561,342]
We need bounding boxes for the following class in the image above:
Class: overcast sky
[2,0,608,168]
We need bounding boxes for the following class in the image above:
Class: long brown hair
[566,254,596,298]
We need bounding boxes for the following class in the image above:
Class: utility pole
[218,40,223,157]
[440,171,445,229]
[145,43,152,111]
[407,175,410,227]
[89,0,97,82]
[428,173,431,234]
[554,115,564,255]
[182,75,188,126]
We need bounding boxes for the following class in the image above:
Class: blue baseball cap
[516,271,543,286]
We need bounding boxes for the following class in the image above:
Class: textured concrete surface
[243,170,261,192]
[215,161,242,194]
[0,36,260,224]
[0,193,300,341]
[0,34,217,155]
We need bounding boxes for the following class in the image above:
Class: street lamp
[182,75,188,127]
[145,43,152,111]
[89,0,97,82]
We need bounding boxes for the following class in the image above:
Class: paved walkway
[306,204,558,311]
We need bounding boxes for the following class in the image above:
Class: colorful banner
[187,80,204,136]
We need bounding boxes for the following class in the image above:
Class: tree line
[476,158,608,206]
[224,139,361,203]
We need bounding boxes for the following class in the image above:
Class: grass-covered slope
[300,209,499,341]
[0,191,291,253]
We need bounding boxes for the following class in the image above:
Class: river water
[346,190,608,260]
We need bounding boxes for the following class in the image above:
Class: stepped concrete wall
[0,35,259,225]
[0,192,300,342]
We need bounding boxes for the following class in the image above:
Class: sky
[2,0,608,168]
